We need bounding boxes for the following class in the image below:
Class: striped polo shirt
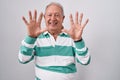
[18,31,90,80]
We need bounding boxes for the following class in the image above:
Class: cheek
[60,18,64,22]
[57,18,63,22]
[59,19,64,24]
[45,19,49,24]
[44,17,49,21]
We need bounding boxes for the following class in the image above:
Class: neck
[48,29,62,40]
[49,29,61,35]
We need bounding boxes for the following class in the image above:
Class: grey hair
[45,2,64,16]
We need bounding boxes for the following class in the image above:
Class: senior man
[19,2,90,80]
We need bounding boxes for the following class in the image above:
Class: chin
[48,26,58,29]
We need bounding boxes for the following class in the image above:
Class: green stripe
[25,36,37,44]
[20,46,33,56]
[36,63,76,73]
[38,33,50,39]
[76,48,88,56]
[35,76,41,80]
[74,39,85,49]
[59,33,70,38]
[35,45,75,57]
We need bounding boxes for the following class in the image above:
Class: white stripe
[76,52,90,64]
[36,38,51,47]
[35,56,75,66]
[36,37,73,47]
[56,37,73,46]
[22,40,34,48]
[35,67,75,80]
[18,52,32,63]
[76,46,87,51]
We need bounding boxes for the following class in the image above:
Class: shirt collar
[43,31,68,36]
[43,31,49,35]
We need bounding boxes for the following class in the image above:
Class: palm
[63,12,89,41]
[70,23,83,41]
[22,10,47,38]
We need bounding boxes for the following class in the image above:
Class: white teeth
[49,21,57,25]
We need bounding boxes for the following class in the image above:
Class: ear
[62,16,65,22]
[43,14,45,18]
[63,16,65,19]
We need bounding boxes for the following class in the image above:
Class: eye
[46,14,52,17]
[55,14,60,17]
[48,14,52,17]
[55,14,59,16]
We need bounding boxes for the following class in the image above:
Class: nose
[51,15,56,20]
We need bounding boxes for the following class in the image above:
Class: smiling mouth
[48,21,58,26]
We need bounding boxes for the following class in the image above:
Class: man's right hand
[22,10,47,38]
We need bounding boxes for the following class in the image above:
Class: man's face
[44,5,64,31]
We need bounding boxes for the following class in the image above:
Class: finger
[79,13,83,25]
[75,12,78,24]
[29,11,32,21]
[38,12,43,25]
[41,27,48,33]
[33,10,37,21]
[82,18,89,29]
[69,14,74,26]
[36,27,48,35]
[22,16,28,25]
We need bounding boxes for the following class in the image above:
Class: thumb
[41,28,48,33]
[61,29,69,34]
[36,28,48,36]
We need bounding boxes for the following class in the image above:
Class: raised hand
[62,12,89,41]
[22,10,47,38]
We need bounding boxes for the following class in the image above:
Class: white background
[0,0,120,80]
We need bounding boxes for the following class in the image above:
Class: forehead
[45,5,62,14]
